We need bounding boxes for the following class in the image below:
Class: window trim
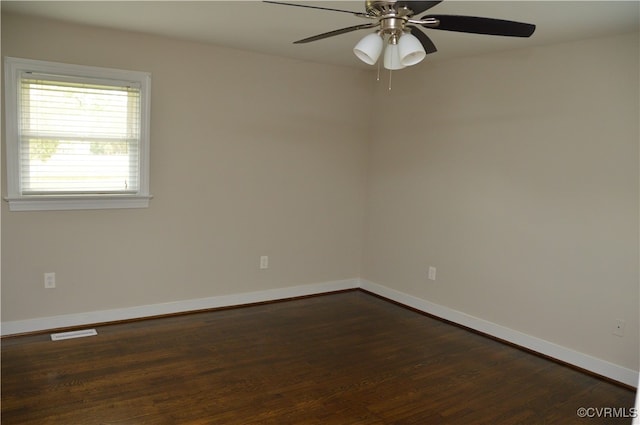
[4,57,152,211]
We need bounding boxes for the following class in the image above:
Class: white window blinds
[5,57,151,211]
[18,73,141,194]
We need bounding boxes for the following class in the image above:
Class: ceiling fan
[264,1,536,70]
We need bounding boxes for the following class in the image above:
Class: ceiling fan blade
[408,26,437,54]
[263,1,365,17]
[293,23,377,44]
[398,1,442,16]
[426,15,536,37]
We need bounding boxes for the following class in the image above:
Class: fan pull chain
[376,58,381,82]
[388,69,393,91]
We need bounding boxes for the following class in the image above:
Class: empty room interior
[1,1,639,423]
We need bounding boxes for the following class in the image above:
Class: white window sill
[4,195,153,211]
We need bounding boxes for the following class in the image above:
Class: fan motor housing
[365,0,402,16]
[380,17,405,34]
[364,0,413,16]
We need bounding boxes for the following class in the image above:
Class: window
[4,57,151,211]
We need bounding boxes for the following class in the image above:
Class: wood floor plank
[1,291,636,424]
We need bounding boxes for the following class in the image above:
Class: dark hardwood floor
[1,290,636,424]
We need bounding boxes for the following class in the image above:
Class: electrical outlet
[613,319,625,337]
[44,272,56,289]
[259,256,269,270]
[428,266,436,281]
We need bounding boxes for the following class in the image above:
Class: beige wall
[1,12,638,373]
[1,13,371,320]
[363,32,639,370]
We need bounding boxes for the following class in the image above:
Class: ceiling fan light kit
[397,31,426,66]
[383,41,405,70]
[354,30,426,69]
[353,32,384,65]
[265,0,535,83]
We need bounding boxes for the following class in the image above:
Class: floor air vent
[51,329,98,341]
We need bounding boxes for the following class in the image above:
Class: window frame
[4,57,152,211]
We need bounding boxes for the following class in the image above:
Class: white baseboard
[359,278,639,388]
[2,276,637,388]
[0,278,359,337]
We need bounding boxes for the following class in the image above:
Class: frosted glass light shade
[398,32,426,66]
[353,33,384,65]
[383,43,405,70]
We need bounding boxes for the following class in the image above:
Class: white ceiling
[2,1,639,69]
